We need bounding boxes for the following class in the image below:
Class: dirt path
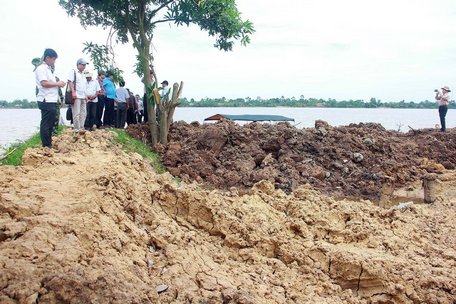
[1,129,455,303]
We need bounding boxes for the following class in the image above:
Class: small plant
[0,126,65,166]
[110,129,165,174]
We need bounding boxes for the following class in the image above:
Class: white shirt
[68,69,87,99]
[160,86,170,99]
[439,92,450,106]
[35,63,58,103]
[85,79,101,103]
[137,98,144,111]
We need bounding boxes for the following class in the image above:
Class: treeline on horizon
[1,97,455,109]
[179,97,455,109]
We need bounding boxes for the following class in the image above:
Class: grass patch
[111,129,165,174]
[0,126,65,166]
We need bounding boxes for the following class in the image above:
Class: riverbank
[1,128,455,303]
[1,108,452,154]
[128,120,456,203]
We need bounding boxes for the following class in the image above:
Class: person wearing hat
[95,70,106,128]
[83,70,101,131]
[156,80,170,122]
[102,71,116,127]
[435,86,451,132]
[160,80,170,102]
[68,58,89,133]
[34,48,65,148]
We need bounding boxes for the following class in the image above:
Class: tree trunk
[139,50,159,146]
[146,86,159,145]
[159,109,168,144]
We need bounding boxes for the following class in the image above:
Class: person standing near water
[84,71,101,131]
[68,58,89,133]
[435,86,451,132]
[35,48,65,148]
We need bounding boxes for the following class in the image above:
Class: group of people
[34,48,152,148]
[34,48,451,149]
[66,58,145,132]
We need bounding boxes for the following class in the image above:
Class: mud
[127,121,456,201]
[1,129,455,303]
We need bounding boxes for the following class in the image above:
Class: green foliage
[179,97,455,109]
[82,42,110,71]
[110,129,165,174]
[0,99,37,109]
[169,0,254,51]
[0,133,41,166]
[59,0,254,52]
[82,42,124,83]
[59,0,254,144]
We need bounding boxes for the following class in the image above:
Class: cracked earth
[0,129,455,303]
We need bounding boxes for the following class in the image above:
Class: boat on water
[204,114,294,122]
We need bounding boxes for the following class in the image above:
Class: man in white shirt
[68,58,89,132]
[84,71,101,131]
[35,48,65,148]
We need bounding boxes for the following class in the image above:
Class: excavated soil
[127,121,456,201]
[1,129,455,303]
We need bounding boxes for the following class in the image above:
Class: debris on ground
[1,129,455,303]
[127,121,456,201]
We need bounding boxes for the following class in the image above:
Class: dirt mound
[127,121,456,201]
[1,129,455,303]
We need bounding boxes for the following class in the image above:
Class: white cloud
[0,0,455,102]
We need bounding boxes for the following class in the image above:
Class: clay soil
[1,128,455,303]
[127,121,456,202]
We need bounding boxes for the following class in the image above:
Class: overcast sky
[1,0,455,102]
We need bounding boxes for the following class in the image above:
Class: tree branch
[151,18,178,26]
[150,0,175,16]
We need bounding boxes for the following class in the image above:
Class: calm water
[0,107,450,153]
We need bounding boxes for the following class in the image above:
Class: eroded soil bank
[127,121,456,201]
[1,129,455,303]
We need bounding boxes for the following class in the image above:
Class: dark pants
[96,95,106,128]
[116,103,127,129]
[439,105,448,132]
[85,102,97,130]
[103,98,115,127]
[38,101,57,148]
[137,110,144,123]
[53,102,61,135]
[127,108,137,125]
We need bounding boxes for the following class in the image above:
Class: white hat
[442,86,451,92]
[84,70,93,78]
[77,58,89,65]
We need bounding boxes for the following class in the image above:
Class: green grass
[110,129,165,174]
[0,126,65,166]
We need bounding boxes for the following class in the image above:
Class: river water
[0,107,449,153]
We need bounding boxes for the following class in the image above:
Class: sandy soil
[1,129,455,303]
